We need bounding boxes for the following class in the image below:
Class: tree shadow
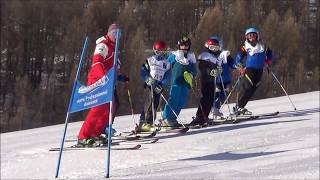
[157,118,310,140]
[156,107,319,140]
[180,150,287,161]
[278,107,319,117]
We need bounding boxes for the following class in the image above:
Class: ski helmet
[153,40,167,55]
[245,27,259,42]
[205,35,221,52]
[177,36,191,51]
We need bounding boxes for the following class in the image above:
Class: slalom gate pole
[160,94,186,127]
[105,29,121,178]
[270,70,297,111]
[55,36,89,178]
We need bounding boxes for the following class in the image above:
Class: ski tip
[133,144,142,150]
[150,130,157,136]
[180,127,189,133]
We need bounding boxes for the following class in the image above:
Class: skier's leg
[251,69,263,95]
[144,88,154,124]
[163,85,182,124]
[153,93,161,119]
[219,82,230,107]
[78,103,109,140]
[196,82,215,120]
[177,86,190,115]
[214,83,223,109]
[238,70,255,108]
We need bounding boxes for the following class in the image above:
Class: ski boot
[161,119,182,129]
[76,137,101,148]
[233,106,252,116]
[212,108,224,118]
[188,116,207,128]
[137,122,155,132]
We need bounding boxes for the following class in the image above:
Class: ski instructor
[77,24,119,147]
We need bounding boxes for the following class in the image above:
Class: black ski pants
[196,81,216,122]
[238,68,263,108]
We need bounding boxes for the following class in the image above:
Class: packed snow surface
[1,91,319,179]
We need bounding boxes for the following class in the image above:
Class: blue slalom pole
[55,37,89,178]
[105,29,121,178]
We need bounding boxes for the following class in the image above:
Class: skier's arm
[161,69,171,87]
[198,60,215,77]
[140,60,150,82]
[91,43,110,78]
[227,55,236,69]
[189,62,197,77]
[167,54,176,65]
[265,47,273,65]
[234,45,247,68]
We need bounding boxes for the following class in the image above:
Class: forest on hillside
[1,0,319,132]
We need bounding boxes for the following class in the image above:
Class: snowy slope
[1,91,319,179]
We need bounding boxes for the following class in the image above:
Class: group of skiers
[76,24,273,147]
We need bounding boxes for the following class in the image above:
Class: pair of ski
[49,131,158,151]
[201,111,280,127]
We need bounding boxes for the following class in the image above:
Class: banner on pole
[69,67,115,113]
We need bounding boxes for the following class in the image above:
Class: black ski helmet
[177,36,191,51]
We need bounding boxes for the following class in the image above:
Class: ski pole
[270,70,297,111]
[151,85,156,126]
[160,93,186,128]
[125,83,137,128]
[212,76,217,120]
[218,73,231,115]
[220,76,240,110]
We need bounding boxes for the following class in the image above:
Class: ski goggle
[154,50,166,55]
[246,32,257,39]
[179,44,189,50]
[208,45,220,51]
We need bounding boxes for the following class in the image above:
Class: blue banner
[69,67,115,113]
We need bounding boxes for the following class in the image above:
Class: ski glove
[153,84,163,94]
[145,77,155,86]
[210,66,223,77]
[264,59,272,74]
[236,63,246,76]
[183,71,193,88]
[117,74,130,82]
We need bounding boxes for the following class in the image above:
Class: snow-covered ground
[1,91,319,179]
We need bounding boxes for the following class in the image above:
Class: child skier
[162,36,197,127]
[210,36,235,118]
[189,35,234,126]
[138,40,171,132]
[234,27,273,115]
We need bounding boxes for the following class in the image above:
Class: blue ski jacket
[235,41,272,69]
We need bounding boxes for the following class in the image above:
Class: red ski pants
[78,103,110,140]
